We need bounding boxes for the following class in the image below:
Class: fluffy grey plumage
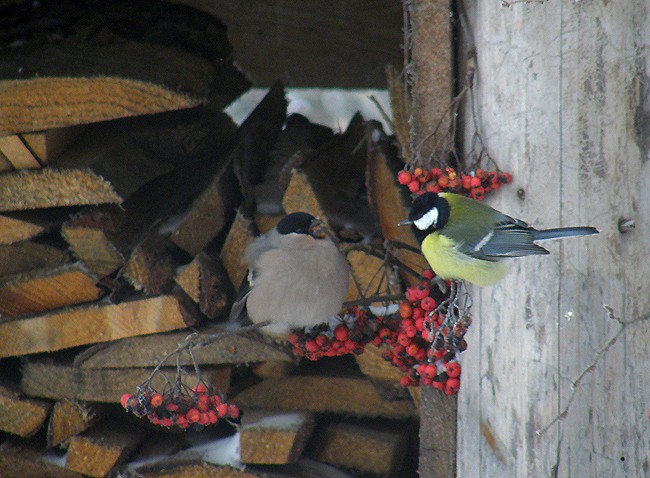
[230,212,350,335]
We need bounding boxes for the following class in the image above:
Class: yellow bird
[399,192,598,286]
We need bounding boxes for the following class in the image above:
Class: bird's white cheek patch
[414,208,439,230]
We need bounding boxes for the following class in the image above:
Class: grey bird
[229,212,350,335]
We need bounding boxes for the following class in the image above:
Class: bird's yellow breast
[421,233,509,286]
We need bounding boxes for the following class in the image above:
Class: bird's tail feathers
[533,226,599,241]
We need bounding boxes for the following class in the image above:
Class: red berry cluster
[121,383,239,429]
[288,308,383,359]
[379,271,469,395]
[397,166,512,200]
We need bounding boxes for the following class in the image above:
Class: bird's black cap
[276,212,318,236]
[403,192,450,244]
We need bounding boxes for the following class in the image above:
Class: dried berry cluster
[398,166,512,200]
[121,383,239,429]
[288,308,382,359]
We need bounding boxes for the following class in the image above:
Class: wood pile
[0,2,423,477]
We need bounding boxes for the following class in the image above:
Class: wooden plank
[0,263,102,317]
[240,410,315,464]
[0,242,69,278]
[0,208,72,245]
[234,376,416,418]
[137,463,261,478]
[355,343,405,383]
[182,0,403,88]
[220,209,256,290]
[407,0,454,162]
[405,2,455,477]
[20,126,86,164]
[0,1,248,134]
[74,325,292,369]
[0,134,41,169]
[365,127,428,285]
[0,440,83,478]
[65,420,147,477]
[0,148,13,172]
[458,3,650,478]
[61,223,124,278]
[174,252,232,319]
[309,419,410,476]
[123,235,178,295]
[47,400,105,448]
[0,383,51,437]
[21,362,228,403]
[170,83,285,256]
[0,294,196,359]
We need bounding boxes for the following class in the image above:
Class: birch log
[458,2,650,477]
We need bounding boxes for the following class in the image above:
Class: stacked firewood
[0,2,428,477]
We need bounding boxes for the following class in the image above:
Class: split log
[220,209,256,290]
[74,325,292,369]
[355,343,406,383]
[231,81,287,216]
[174,252,233,319]
[169,83,286,256]
[61,222,125,278]
[0,383,51,437]
[309,419,411,476]
[0,0,248,135]
[240,410,315,464]
[65,420,148,477]
[123,236,178,295]
[0,208,73,245]
[0,242,69,278]
[137,463,260,478]
[0,121,176,212]
[0,294,196,359]
[0,440,83,478]
[282,114,379,240]
[365,124,428,285]
[233,376,416,418]
[0,263,103,317]
[0,134,41,169]
[19,126,86,165]
[21,362,229,403]
[168,154,239,256]
[47,400,105,449]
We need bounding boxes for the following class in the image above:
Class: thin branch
[536,306,649,435]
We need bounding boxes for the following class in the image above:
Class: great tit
[399,192,599,286]
[229,212,350,335]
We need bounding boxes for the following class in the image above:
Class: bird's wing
[441,194,549,260]
[227,270,254,325]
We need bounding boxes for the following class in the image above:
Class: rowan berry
[305,339,320,353]
[187,408,200,423]
[446,361,461,378]
[420,297,436,311]
[445,378,460,395]
[120,394,132,409]
[397,170,413,185]
[408,179,421,193]
[334,324,349,342]
[470,176,482,188]
[228,405,240,419]
[217,403,228,418]
[399,302,413,319]
[150,393,164,408]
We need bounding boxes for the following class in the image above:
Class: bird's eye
[414,208,439,230]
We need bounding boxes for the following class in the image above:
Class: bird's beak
[398,219,413,227]
[308,218,327,239]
